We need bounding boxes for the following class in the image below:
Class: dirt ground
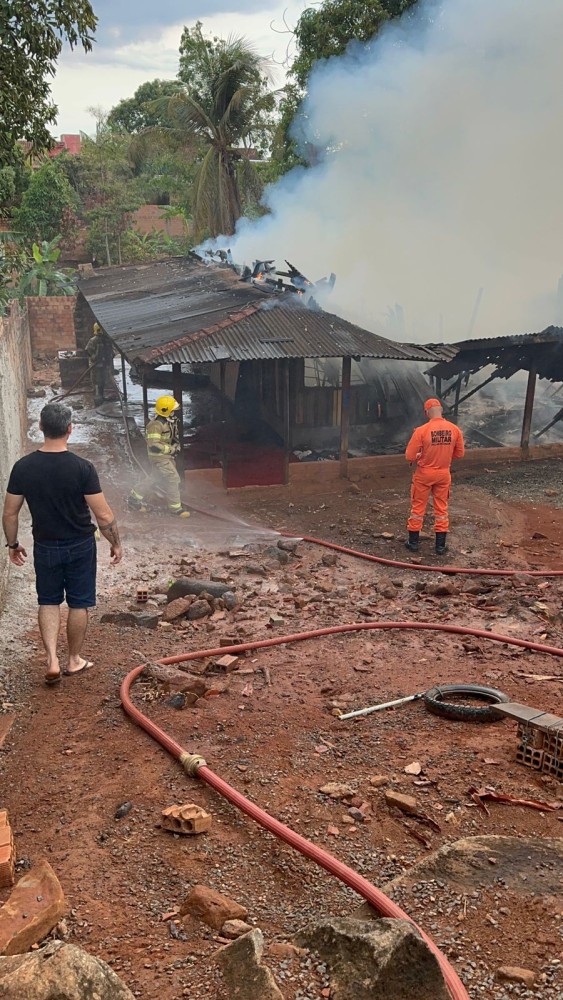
[0,367,562,999]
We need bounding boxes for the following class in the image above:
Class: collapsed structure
[76,254,439,487]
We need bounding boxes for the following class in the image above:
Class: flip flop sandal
[63,660,93,677]
[45,674,62,686]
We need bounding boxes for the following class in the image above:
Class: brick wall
[0,301,33,605]
[132,205,191,239]
[74,292,97,351]
[26,296,77,355]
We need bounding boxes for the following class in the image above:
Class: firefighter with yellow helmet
[86,322,115,407]
[128,395,190,517]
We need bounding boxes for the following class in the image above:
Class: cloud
[52,1,305,133]
[92,0,282,45]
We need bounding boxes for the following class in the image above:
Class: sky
[51,1,306,135]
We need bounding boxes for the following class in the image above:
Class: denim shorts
[33,536,97,609]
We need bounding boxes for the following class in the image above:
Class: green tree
[292,0,418,87]
[160,23,275,238]
[0,1,97,154]
[69,114,142,265]
[107,79,182,134]
[273,0,418,175]
[0,144,29,216]
[15,160,77,244]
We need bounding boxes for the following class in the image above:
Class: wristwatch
[5,541,19,549]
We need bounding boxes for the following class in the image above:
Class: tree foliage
[0,1,97,153]
[18,236,76,296]
[14,160,77,244]
[292,0,418,87]
[107,79,182,134]
[272,0,418,176]
[164,24,275,238]
[66,115,142,266]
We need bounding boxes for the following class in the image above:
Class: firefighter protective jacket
[405,417,465,471]
[86,333,114,368]
[145,416,180,458]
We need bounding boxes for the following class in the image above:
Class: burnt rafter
[426,327,563,382]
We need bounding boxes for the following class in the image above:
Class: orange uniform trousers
[407,468,451,533]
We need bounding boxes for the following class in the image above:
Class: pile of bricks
[0,810,15,888]
[497,704,563,780]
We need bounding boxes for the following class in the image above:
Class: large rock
[167,578,234,602]
[216,928,284,1000]
[0,861,66,956]
[0,940,134,998]
[142,663,207,697]
[181,885,248,930]
[297,917,449,1000]
[385,835,563,896]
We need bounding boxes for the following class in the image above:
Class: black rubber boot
[435,532,448,555]
[405,531,420,552]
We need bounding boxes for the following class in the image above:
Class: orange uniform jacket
[405,417,465,472]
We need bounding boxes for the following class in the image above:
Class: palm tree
[156,34,274,239]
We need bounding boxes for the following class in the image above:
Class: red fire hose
[284,533,563,577]
[120,617,563,1000]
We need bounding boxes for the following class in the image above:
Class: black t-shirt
[7,451,102,542]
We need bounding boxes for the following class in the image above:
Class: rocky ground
[0,363,561,999]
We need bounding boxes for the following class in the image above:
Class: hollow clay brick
[161,803,212,835]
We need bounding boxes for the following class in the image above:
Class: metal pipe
[339,692,422,720]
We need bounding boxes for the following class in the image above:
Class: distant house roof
[50,134,82,156]
[77,255,441,367]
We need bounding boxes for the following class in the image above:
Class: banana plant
[17,236,76,297]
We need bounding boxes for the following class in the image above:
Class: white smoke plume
[224,0,563,342]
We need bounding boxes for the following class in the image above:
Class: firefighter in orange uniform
[405,398,465,555]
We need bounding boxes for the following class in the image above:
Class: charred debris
[196,248,336,311]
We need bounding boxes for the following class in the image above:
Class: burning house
[76,254,440,487]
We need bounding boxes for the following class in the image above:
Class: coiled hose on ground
[120,615,563,1000]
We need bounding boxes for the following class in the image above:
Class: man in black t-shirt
[2,402,123,686]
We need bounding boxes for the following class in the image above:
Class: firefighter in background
[128,395,190,517]
[404,398,465,555]
[86,322,115,407]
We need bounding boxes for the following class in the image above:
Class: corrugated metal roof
[426,327,563,380]
[77,256,442,366]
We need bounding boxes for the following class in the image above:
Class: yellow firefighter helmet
[93,322,101,333]
[155,394,180,418]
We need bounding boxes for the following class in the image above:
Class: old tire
[423,683,509,723]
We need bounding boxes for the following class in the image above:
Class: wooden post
[283,359,291,484]
[142,375,149,425]
[520,365,537,458]
[339,356,352,478]
[172,362,184,472]
[220,360,226,421]
[435,376,442,401]
[452,374,463,423]
[120,354,127,402]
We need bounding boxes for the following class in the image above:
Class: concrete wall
[0,301,33,604]
[26,296,77,354]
